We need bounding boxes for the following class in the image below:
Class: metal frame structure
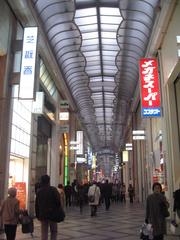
[31,0,159,153]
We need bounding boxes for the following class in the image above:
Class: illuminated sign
[177,36,180,57]
[133,135,145,140]
[76,157,87,163]
[14,182,26,209]
[19,27,38,99]
[122,151,128,162]
[139,58,161,117]
[132,130,145,140]
[76,131,83,155]
[59,125,69,133]
[60,100,69,109]
[64,133,68,185]
[92,154,96,169]
[59,112,69,120]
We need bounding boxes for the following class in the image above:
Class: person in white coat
[88,181,101,216]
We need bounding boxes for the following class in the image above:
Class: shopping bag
[19,210,34,234]
[170,222,176,234]
[140,223,153,240]
[170,220,180,235]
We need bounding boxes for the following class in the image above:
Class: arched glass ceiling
[32,0,159,152]
[74,3,122,148]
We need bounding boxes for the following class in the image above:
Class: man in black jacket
[35,174,61,240]
[173,187,180,218]
[103,180,112,210]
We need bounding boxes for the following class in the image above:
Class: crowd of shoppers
[1,176,180,240]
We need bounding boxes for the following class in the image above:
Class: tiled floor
[0,201,180,239]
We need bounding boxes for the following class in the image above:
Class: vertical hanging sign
[19,27,38,99]
[139,58,161,117]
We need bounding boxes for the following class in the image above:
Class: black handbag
[19,210,34,234]
[48,206,65,223]
[160,201,170,218]
[88,195,95,202]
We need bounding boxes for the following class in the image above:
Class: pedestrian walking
[64,181,72,207]
[35,174,63,240]
[121,183,126,202]
[77,184,85,214]
[57,184,65,210]
[103,180,112,210]
[173,185,180,219]
[88,181,101,217]
[128,184,134,203]
[145,182,170,240]
[0,187,20,240]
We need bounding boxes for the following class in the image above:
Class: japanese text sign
[139,58,161,117]
[19,27,38,99]
[14,182,26,209]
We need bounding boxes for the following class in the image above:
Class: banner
[139,58,161,117]
[14,182,26,209]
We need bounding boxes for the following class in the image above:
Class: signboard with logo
[60,100,69,109]
[19,27,38,99]
[59,125,69,133]
[59,112,69,120]
[14,182,26,209]
[76,131,83,155]
[139,58,161,117]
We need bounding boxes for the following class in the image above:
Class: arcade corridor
[0,0,180,239]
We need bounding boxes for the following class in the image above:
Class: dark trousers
[153,235,164,240]
[104,197,110,210]
[90,205,97,216]
[41,220,57,240]
[4,224,17,240]
[65,195,71,207]
[129,195,133,203]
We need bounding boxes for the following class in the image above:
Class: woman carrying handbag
[0,187,20,240]
[88,181,101,217]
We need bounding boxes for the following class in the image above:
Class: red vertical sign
[139,58,161,117]
[14,182,26,209]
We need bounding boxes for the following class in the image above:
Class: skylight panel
[100,15,122,25]
[101,31,116,39]
[102,56,115,61]
[101,24,119,31]
[76,8,96,17]
[101,38,117,45]
[83,50,100,57]
[82,38,99,45]
[78,24,98,32]
[92,92,103,97]
[90,77,102,82]
[82,31,98,40]
[103,77,114,82]
[102,50,117,56]
[75,15,97,25]
[81,44,99,52]
[100,7,120,15]
[86,55,100,61]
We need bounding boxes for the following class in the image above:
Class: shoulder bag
[88,186,97,203]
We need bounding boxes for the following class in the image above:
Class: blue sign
[142,107,161,117]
